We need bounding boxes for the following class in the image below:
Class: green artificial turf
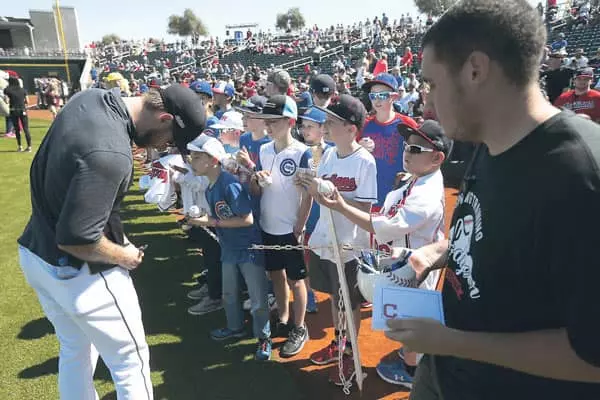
[0,119,303,400]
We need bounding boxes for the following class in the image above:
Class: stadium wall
[0,57,86,92]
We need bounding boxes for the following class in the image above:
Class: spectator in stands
[243,74,258,99]
[266,69,292,97]
[541,51,576,103]
[405,73,420,90]
[310,74,336,108]
[213,81,235,119]
[400,46,414,72]
[373,53,389,76]
[555,67,600,122]
[571,48,589,68]
[295,83,313,112]
[391,66,404,89]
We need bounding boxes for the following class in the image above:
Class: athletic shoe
[310,339,346,365]
[397,347,405,361]
[187,298,223,316]
[255,338,272,361]
[25,146,32,152]
[4,132,15,138]
[376,360,414,388]
[210,327,246,341]
[187,284,209,300]
[17,146,23,152]
[272,318,291,338]
[306,289,318,313]
[329,354,356,386]
[279,324,309,358]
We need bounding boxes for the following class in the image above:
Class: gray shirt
[18,88,134,273]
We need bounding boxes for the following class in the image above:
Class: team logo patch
[280,158,297,176]
[214,201,234,220]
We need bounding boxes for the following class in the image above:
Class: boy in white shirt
[318,120,450,388]
[250,95,313,358]
[296,95,378,386]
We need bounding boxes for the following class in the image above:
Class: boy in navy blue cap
[310,74,336,108]
[185,134,272,360]
[190,80,214,117]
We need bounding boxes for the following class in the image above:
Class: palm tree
[276,8,306,33]
[167,9,208,45]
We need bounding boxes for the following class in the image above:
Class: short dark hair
[422,0,546,88]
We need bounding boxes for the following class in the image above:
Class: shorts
[262,231,307,281]
[309,251,361,310]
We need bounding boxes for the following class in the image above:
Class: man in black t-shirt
[541,51,576,103]
[3,77,32,151]
[17,85,205,399]
[384,1,600,399]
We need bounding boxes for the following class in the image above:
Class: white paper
[372,284,445,331]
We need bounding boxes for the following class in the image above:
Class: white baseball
[258,174,273,187]
[188,205,202,218]
[383,263,418,288]
[317,178,335,195]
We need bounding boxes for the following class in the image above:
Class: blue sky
[6,0,541,46]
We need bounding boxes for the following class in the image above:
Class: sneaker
[25,146,32,152]
[243,298,252,311]
[310,339,345,365]
[306,290,318,313]
[376,360,414,388]
[272,318,291,338]
[397,347,405,361]
[360,301,372,309]
[187,297,223,316]
[329,355,357,386]
[187,284,209,300]
[255,338,272,361]
[268,293,278,311]
[17,146,23,152]
[210,327,246,341]
[280,324,309,358]
[4,132,15,138]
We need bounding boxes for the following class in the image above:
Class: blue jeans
[222,261,270,339]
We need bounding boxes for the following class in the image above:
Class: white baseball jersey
[309,146,378,263]
[372,169,445,290]
[257,140,312,235]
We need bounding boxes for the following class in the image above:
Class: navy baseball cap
[253,95,298,120]
[316,94,366,129]
[310,74,336,95]
[362,73,399,92]
[212,81,235,97]
[159,84,207,153]
[299,107,327,124]
[398,120,452,157]
[190,80,213,97]
[235,95,267,114]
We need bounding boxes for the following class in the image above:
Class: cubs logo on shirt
[280,158,297,176]
[215,201,234,219]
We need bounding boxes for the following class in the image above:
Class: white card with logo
[372,284,445,331]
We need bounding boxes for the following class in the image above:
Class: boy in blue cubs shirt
[298,106,333,313]
[186,134,272,361]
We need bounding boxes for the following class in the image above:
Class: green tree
[276,8,306,32]
[101,34,121,45]
[167,9,208,44]
[414,0,458,16]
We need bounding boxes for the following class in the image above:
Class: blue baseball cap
[362,73,399,92]
[206,116,220,128]
[253,95,298,120]
[212,81,235,97]
[299,107,326,124]
[190,80,213,97]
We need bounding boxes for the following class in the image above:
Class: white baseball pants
[18,246,153,400]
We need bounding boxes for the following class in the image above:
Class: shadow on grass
[17,317,54,340]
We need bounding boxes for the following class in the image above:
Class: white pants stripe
[18,246,153,400]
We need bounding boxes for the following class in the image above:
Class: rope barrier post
[323,206,365,394]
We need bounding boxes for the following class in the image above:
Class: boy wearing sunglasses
[360,73,419,211]
[317,120,451,388]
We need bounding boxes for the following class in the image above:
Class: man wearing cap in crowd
[212,81,235,119]
[266,69,292,97]
[541,51,575,104]
[295,82,313,113]
[554,67,600,122]
[310,74,336,108]
[190,80,214,117]
[17,84,206,399]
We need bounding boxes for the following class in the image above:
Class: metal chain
[249,243,392,259]
[337,284,354,395]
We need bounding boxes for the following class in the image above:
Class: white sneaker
[243,294,277,311]
[187,284,209,300]
[188,298,223,316]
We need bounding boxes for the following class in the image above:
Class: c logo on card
[215,201,234,220]
[280,158,297,176]
[384,304,398,318]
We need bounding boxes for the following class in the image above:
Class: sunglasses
[404,143,435,154]
[368,92,393,101]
